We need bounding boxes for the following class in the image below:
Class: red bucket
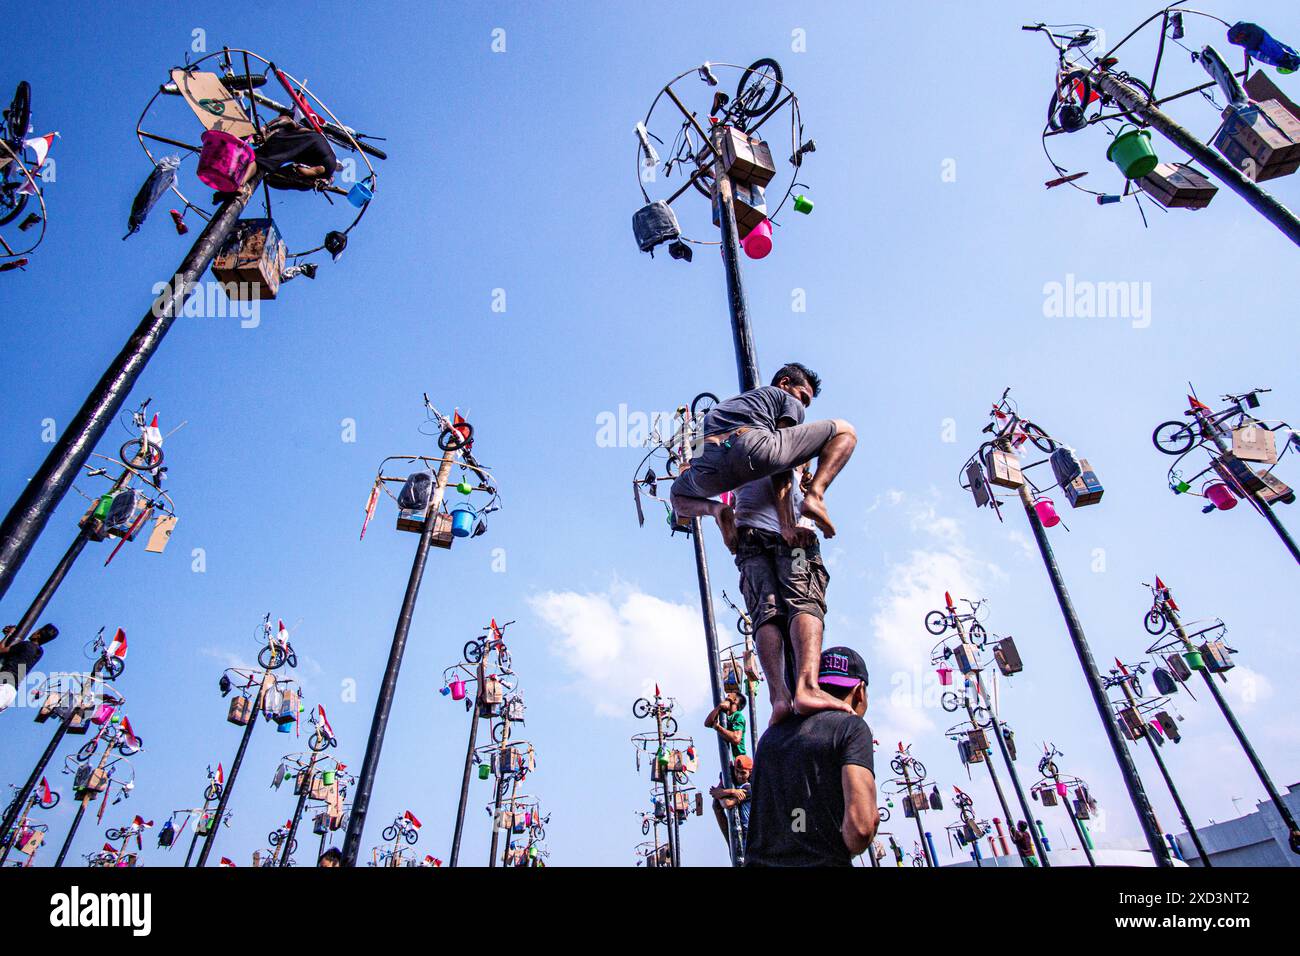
[1203,481,1237,511]
[197,129,255,193]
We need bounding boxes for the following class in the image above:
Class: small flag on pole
[215,763,224,786]
[317,705,333,740]
[403,810,422,829]
[122,717,139,750]
[40,777,52,805]
[278,619,289,644]
[107,628,128,660]
[219,857,236,867]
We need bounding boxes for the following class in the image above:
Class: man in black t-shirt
[745,646,879,867]
[670,363,857,549]
[0,623,57,713]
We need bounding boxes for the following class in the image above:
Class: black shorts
[734,527,829,631]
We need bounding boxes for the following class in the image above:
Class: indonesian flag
[944,591,954,610]
[122,717,139,750]
[1187,395,1212,413]
[17,133,56,194]
[317,705,333,740]
[360,481,381,541]
[335,762,346,773]
[132,815,154,829]
[453,410,473,450]
[40,777,52,805]
[215,763,224,786]
[219,857,236,867]
[107,628,128,660]
[1155,575,1178,610]
[403,810,422,829]
[1115,657,1129,675]
[490,618,502,642]
[145,414,162,447]
[278,620,290,644]
[103,843,116,854]
[654,683,660,698]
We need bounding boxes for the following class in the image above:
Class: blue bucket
[450,505,477,538]
[277,721,293,733]
[346,181,374,208]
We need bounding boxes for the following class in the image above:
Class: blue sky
[1,0,1298,867]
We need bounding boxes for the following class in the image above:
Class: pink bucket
[197,129,255,193]
[449,679,466,701]
[91,704,115,726]
[1204,481,1237,511]
[741,218,773,259]
[937,666,953,687]
[1055,782,1068,797]
[1034,498,1060,528]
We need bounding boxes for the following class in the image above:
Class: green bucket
[793,194,814,214]
[321,770,336,786]
[1185,650,1205,671]
[1106,126,1158,179]
[478,764,491,780]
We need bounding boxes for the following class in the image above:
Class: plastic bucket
[449,679,466,701]
[793,194,814,214]
[1034,497,1061,528]
[1204,481,1237,511]
[346,181,373,208]
[197,129,255,193]
[450,505,477,538]
[322,770,336,786]
[1185,650,1205,671]
[1055,782,1069,797]
[478,764,491,780]
[937,666,953,687]
[1106,126,1159,179]
[277,721,293,733]
[741,218,773,259]
[456,481,473,495]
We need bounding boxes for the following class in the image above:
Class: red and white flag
[215,763,224,786]
[25,133,56,168]
[317,705,333,740]
[1187,395,1212,413]
[145,414,162,447]
[277,620,290,644]
[122,717,139,749]
[40,777,52,805]
[403,810,422,830]
[1155,575,1179,610]
[219,857,236,867]
[107,628,128,660]
[103,843,116,854]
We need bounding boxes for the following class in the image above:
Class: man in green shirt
[705,690,748,758]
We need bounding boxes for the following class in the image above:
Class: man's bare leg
[753,620,793,726]
[671,494,737,552]
[789,612,853,715]
[800,420,857,539]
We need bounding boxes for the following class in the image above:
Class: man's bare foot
[769,698,795,727]
[717,505,738,553]
[793,685,854,715]
[800,492,836,539]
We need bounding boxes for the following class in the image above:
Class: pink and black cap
[819,646,868,688]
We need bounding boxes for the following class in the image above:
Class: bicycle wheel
[268,829,282,846]
[437,422,471,451]
[531,825,546,841]
[308,731,330,753]
[117,735,142,757]
[257,644,284,670]
[464,641,483,664]
[381,825,398,842]
[641,817,651,835]
[911,760,927,781]
[0,186,29,227]
[662,716,678,737]
[735,58,783,117]
[498,648,512,672]
[204,783,222,802]
[1020,422,1057,453]
[940,692,961,713]
[1152,421,1197,456]
[492,721,507,744]
[286,649,298,669]
[690,392,720,422]
[106,828,124,841]
[76,740,98,762]
[404,828,418,845]
[924,611,948,636]
[632,698,652,719]
[6,82,31,144]
[968,622,987,646]
[1042,761,1058,778]
[736,615,753,636]
[119,438,163,470]
[878,806,890,823]
[1144,609,1167,635]
[960,808,976,827]
[39,791,59,810]
[912,856,925,868]
[101,656,124,681]
[673,770,689,785]
[889,756,906,777]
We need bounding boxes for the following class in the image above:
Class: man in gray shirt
[670,363,856,550]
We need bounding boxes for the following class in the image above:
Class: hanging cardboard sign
[1231,425,1278,464]
[170,69,256,139]
[144,514,178,553]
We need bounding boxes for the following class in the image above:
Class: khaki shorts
[672,420,838,501]
[734,527,829,630]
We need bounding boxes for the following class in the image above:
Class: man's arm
[840,765,879,855]
[712,721,742,746]
[703,703,723,729]
[710,787,746,808]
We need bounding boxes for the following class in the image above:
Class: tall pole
[1014,482,1172,865]
[974,679,1051,866]
[902,766,932,867]
[281,751,318,867]
[690,519,741,866]
[1192,406,1300,566]
[500,775,520,868]
[342,454,454,866]
[711,125,761,393]
[1092,72,1300,249]
[182,802,210,868]
[53,798,88,868]
[0,182,259,601]
[1163,600,1300,852]
[196,674,270,867]
[1052,769,1096,866]
[449,658,484,868]
[487,711,512,868]
[653,700,677,868]
[949,616,1017,839]
[0,702,75,865]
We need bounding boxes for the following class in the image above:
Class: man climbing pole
[670,363,856,547]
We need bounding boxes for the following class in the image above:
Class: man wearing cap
[745,646,878,867]
[709,755,753,844]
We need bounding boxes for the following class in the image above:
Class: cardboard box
[395,509,454,548]
[1137,163,1218,209]
[967,729,989,753]
[1155,711,1181,743]
[1232,425,1278,464]
[719,127,776,187]
[1215,101,1300,181]
[1038,787,1058,807]
[1245,71,1300,124]
[1199,640,1234,673]
[227,696,254,726]
[993,637,1023,676]
[212,219,286,300]
[983,448,1024,489]
[1213,454,1267,495]
[1065,458,1104,507]
[1118,706,1146,741]
[1255,467,1295,505]
[712,180,768,239]
[953,642,979,675]
[966,461,992,508]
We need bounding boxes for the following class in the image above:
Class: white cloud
[529,581,714,718]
